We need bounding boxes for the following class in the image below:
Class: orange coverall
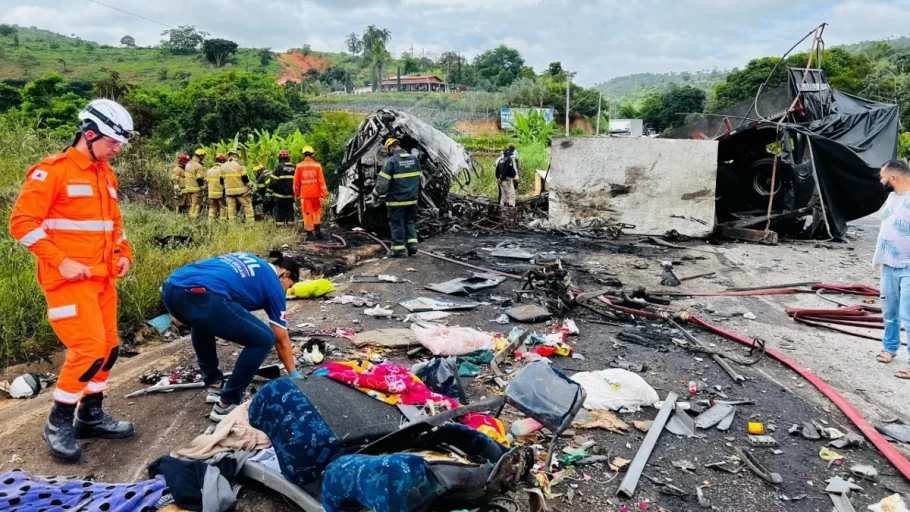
[293,157,328,232]
[9,147,133,404]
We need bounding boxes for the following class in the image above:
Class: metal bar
[124,381,205,398]
[667,318,746,384]
[617,392,678,498]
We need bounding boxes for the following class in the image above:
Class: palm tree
[362,26,391,54]
[345,33,361,56]
[367,40,392,91]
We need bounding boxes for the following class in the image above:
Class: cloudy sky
[5,0,910,85]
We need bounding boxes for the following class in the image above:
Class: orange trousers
[44,278,119,404]
[302,197,322,232]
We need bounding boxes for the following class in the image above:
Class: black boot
[74,393,134,440]
[314,225,324,240]
[43,402,81,462]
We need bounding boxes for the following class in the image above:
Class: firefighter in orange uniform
[293,146,328,239]
[9,99,136,462]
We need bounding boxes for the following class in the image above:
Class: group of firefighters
[169,145,329,238]
[7,96,426,462]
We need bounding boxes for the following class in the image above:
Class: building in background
[380,75,447,92]
[608,119,644,137]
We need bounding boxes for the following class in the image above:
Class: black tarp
[782,90,898,239]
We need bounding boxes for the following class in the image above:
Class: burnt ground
[0,225,907,512]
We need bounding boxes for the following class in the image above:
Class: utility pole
[565,73,571,137]
[596,90,602,136]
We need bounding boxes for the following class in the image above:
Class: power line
[84,0,175,29]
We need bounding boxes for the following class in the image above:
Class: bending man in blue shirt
[160,251,300,421]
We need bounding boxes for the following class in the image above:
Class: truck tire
[749,157,787,209]
[715,163,741,221]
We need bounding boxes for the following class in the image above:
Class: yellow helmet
[384,138,399,151]
[194,148,207,156]
[228,148,240,156]
[253,164,264,172]
[302,145,315,155]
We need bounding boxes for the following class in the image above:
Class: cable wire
[85,0,175,29]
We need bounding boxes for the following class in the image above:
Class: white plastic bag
[571,369,659,411]
[410,323,495,356]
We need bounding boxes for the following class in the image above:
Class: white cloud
[4,0,910,85]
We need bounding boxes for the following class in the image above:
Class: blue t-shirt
[167,252,288,329]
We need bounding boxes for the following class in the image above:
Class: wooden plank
[718,225,779,245]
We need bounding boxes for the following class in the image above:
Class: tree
[402,52,419,75]
[660,85,706,130]
[473,45,525,88]
[547,61,564,78]
[617,103,637,118]
[120,35,136,48]
[13,33,19,47]
[93,69,132,100]
[0,24,17,37]
[301,44,312,58]
[0,84,22,112]
[345,33,361,56]
[163,71,293,144]
[362,26,391,54]
[20,73,87,132]
[57,58,68,73]
[506,77,546,107]
[160,25,208,54]
[258,48,272,67]
[202,38,238,67]
[367,40,392,91]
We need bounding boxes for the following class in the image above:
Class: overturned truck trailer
[334,109,478,234]
[550,68,899,239]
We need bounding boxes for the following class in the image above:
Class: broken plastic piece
[506,305,552,323]
[747,435,778,447]
[824,476,863,494]
[426,273,506,296]
[694,404,735,429]
[665,406,696,437]
[849,464,878,481]
[819,447,844,462]
[735,447,782,485]
[867,494,909,512]
[398,297,481,312]
[829,432,866,449]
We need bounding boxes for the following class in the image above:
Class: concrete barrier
[548,137,718,238]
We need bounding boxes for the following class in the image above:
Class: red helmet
[279,149,290,159]
[215,154,226,163]
[177,153,190,163]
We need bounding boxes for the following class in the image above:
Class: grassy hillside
[837,36,910,55]
[0,25,292,89]
[592,69,729,105]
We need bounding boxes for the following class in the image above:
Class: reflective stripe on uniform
[42,219,114,231]
[393,172,422,179]
[48,304,77,320]
[18,227,48,247]
[392,245,406,251]
[407,239,419,244]
[275,175,294,179]
[53,388,83,404]
[86,380,109,393]
[272,193,295,198]
[387,200,418,206]
[66,185,94,197]
[379,172,392,180]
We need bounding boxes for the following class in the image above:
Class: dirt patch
[454,118,502,135]
[276,52,334,84]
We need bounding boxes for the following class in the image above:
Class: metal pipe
[617,392,678,498]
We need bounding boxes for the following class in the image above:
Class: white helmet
[78,99,134,144]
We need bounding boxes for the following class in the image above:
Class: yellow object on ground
[747,422,765,435]
[819,447,843,461]
[286,279,336,299]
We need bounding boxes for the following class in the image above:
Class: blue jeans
[160,281,275,405]
[880,265,910,355]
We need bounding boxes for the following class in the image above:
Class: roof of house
[380,75,446,85]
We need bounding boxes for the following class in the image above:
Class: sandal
[895,367,910,380]
[877,351,895,363]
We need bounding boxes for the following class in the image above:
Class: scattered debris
[694,404,735,429]
[867,494,909,512]
[747,435,778,447]
[875,423,910,443]
[850,464,879,481]
[399,297,481,312]
[364,305,395,317]
[659,262,681,287]
[350,274,407,284]
[411,324,495,356]
[146,313,172,334]
[735,447,782,485]
[665,406,697,437]
[425,273,506,295]
[511,418,544,436]
[696,486,711,508]
[573,409,631,433]
[8,374,46,398]
[616,392,678,498]
[353,329,418,348]
[824,477,863,494]
[743,312,757,320]
[610,457,631,472]
[572,369,659,412]
[819,447,844,462]
[672,459,696,472]
[801,421,822,440]
[716,409,736,431]
[402,311,452,323]
[506,305,553,323]
[830,433,866,449]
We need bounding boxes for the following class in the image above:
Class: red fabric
[316,361,460,409]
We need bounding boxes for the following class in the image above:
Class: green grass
[460,142,550,198]
[0,118,296,365]
[0,27,283,90]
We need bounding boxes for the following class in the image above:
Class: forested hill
[592,70,729,104]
